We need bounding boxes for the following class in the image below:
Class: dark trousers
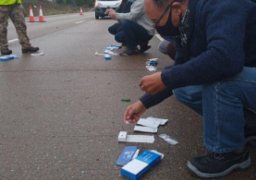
[0,4,31,49]
[108,22,122,35]
[114,20,153,49]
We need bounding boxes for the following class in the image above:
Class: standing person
[0,0,39,55]
[106,0,155,56]
[123,0,256,178]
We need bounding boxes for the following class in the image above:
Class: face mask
[155,10,180,37]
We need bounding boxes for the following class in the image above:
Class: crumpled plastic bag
[159,134,179,145]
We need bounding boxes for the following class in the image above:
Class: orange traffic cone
[39,5,45,22]
[29,6,35,22]
[80,7,83,15]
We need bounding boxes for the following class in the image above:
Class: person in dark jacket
[106,0,155,56]
[107,0,133,36]
[123,0,256,178]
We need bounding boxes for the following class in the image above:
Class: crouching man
[123,0,256,178]
[107,0,155,56]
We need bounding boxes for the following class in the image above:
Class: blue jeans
[173,67,256,153]
[115,20,153,50]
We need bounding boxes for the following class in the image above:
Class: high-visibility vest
[0,0,22,5]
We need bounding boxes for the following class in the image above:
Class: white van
[94,0,122,19]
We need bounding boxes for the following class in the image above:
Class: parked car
[94,0,121,19]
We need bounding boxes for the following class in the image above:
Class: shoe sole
[1,51,12,55]
[22,49,39,53]
[187,157,251,178]
[139,46,151,53]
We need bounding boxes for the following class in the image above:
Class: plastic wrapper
[146,58,158,66]
[159,134,179,145]
[103,47,115,51]
[104,50,118,56]
[111,44,121,49]
[146,65,157,71]
[31,51,44,56]
[95,51,104,55]
[0,55,20,61]
[146,58,158,71]
[146,61,158,66]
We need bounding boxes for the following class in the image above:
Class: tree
[75,0,85,6]
[56,0,64,4]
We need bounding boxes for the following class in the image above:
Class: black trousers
[108,22,122,35]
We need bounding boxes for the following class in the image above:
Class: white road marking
[75,21,84,24]
[8,39,18,43]
[155,34,164,41]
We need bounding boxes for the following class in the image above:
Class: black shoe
[1,49,12,55]
[139,45,151,53]
[187,147,251,178]
[139,41,151,53]
[120,48,139,56]
[244,124,256,145]
[22,46,39,53]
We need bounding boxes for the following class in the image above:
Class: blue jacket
[116,0,132,13]
[140,0,256,108]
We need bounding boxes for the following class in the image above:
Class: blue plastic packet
[0,55,20,61]
[104,54,111,60]
[110,44,121,49]
[149,61,158,66]
[146,61,158,66]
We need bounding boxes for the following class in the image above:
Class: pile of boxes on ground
[117,116,178,180]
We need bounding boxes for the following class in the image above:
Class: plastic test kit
[118,131,155,143]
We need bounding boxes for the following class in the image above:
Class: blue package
[110,44,121,49]
[116,146,138,166]
[104,54,111,60]
[121,150,162,180]
[0,55,19,61]
[146,60,158,66]
[149,61,158,66]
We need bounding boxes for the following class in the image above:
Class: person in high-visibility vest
[0,0,39,55]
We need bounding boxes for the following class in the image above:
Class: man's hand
[106,9,116,19]
[123,101,146,124]
[105,8,112,14]
[140,72,166,95]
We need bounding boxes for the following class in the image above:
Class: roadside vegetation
[23,0,95,16]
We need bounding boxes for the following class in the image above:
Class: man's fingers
[123,106,132,122]
[140,84,144,91]
[124,105,140,123]
[129,116,138,123]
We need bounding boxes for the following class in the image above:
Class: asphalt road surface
[0,11,255,180]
